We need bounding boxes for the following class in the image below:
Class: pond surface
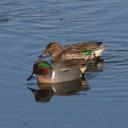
[0,0,128,128]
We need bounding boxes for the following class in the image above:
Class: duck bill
[44,47,51,55]
[27,74,36,81]
[38,49,49,58]
[38,54,43,58]
[27,87,37,94]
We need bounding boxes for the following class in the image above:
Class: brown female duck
[40,41,105,63]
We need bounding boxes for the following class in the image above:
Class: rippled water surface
[0,0,128,128]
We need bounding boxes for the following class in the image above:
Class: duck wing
[52,59,87,71]
[63,41,104,54]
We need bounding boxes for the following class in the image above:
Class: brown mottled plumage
[42,41,105,63]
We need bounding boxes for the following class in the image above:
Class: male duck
[40,41,105,63]
[27,60,86,84]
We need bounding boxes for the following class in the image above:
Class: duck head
[39,42,63,58]
[27,60,51,81]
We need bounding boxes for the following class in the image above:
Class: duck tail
[96,42,107,49]
[96,42,103,46]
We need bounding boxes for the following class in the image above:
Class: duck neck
[52,50,63,63]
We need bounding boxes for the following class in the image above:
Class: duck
[39,41,106,63]
[27,60,87,84]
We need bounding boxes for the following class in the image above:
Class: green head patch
[38,62,51,69]
[82,50,93,55]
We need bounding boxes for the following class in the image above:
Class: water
[0,0,128,127]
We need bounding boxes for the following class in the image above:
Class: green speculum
[82,50,93,55]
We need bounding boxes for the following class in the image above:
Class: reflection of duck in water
[87,57,104,72]
[28,77,88,102]
[27,60,87,84]
[39,41,105,63]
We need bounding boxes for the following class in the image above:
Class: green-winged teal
[27,60,86,84]
[40,41,105,63]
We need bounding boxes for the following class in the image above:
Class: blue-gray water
[0,0,128,128]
